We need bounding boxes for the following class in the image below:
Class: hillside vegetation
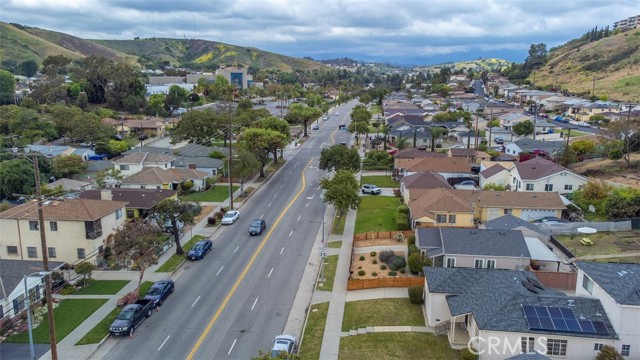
[414,58,511,72]
[0,22,83,65]
[533,28,640,101]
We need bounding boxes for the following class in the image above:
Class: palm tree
[430,127,448,152]
[396,136,409,150]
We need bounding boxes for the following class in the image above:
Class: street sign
[319,247,327,257]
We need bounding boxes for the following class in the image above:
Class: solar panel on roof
[535,306,550,318]
[539,317,554,330]
[526,316,542,330]
[579,320,596,334]
[565,318,581,332]
[552,317,569,331]
[548,307,563,318]
[592,321,609,335]
[560,307,576,318]
[523,305,537,317]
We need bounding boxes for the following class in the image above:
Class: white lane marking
[216,266,224,276]
[280,247,285,255]
[228,339,237,355]
[289,230,293,237]
[297,214,301,221]
[158,335,170,351]
[268,268,274,277]
[305,203,309,207]
[309,194,315,199]
[260,214,264,219]
[234,246,240,253]
[191,296,200,308]
[280,184,283,189]
[274,193,278,198]
[251,297,259,310]
[268,202,272,207]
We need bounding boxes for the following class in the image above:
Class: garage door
[521,209,556,221]
[486,208,501,221]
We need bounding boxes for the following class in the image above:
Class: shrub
[207,216,217,225]
[358,270,366,276]
[389,256,406,271]
[408,244,418,257]
[409,252,429,274]
[117,291,138,306]
[388,271,397,276]
[359,255,365,261]
[397,204,410,214]
[215,211,224,219]
[399,268,406,273]
[380,264,387,270]
[59,284,76,295]
[596,345,623,360]
[75,278,93,287]
[370,251,377,257]
[393,232,406,242]
[395,213,410,230]
[407,234,416,247]
[408,286,424,304]
[371,272,377,276]
[393,188,402,197]
[379,250,396,264]
[372,259,378,264]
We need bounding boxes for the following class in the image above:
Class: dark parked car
[109,299,153,337]
[187,239,212,260]
[143,279,174,308]
[249,219,267,235]
[494,137,504,144]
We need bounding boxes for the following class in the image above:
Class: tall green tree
[320,170,361,216]
[286,103,322,137]
[0,70,17,105]
[52,154,87,178]
[165,85,189,110]
[153,199,196,255]
[319,145,361,172]
[94,168,124,188]
[0,158,34,199]
[512,120,534,136]
[171,108,225,145]
[228,149,260,196]
[19,60,38,77]
[430,127,448,152]
[239,128,287,177]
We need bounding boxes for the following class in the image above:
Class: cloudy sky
[2,0,639,65]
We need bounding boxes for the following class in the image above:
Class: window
[521,337,535,353]
[448,214,456,224]
[13,295,25,313]
[486,259,496,269]
[48,247,56,258]
[140,185,146,189]
[7,246,18,254]
[621,345,630,357]
[77,248,86,259]
[126,209,135,218]
[0,304,3,318]
[436,214,446,223]
[546,339,567,356]
[115,209,122,220]
[119,165,130,171]
[474,259,484,269]
[29,220,39,231]
[525,183,534,191]
[445,258,456,268]
[50,221,58,231]
[594,343,604,351]
[564,184,573,191]
[504,209,512,215]
[582,274,594,294]
[513,178,517,184]
[27,247,37,258]
[544,183,554,192]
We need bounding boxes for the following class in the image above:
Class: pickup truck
[109,299,154,337]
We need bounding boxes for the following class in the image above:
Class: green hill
[532,28,640,102]
[0,22,84,65]
[414,58,511,72]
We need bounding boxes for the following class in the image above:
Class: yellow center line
[186,158,313,360]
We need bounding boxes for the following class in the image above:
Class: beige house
[0,199,128,264]
[112,152,175,177]
[120,167,209,191]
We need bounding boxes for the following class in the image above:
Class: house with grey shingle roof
[575,262,640,358]
[416,228,531,269]
[504,138,565,157]
[112,152,175,176]
[121,167,208,191]
[124,144,225,175]
[424,267,618,358]
[483,214,550,240]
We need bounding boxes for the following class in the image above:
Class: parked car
[138,133,149,140]
[270,335,297,358]
[361,184,382,195]
[187,239,213,260]
[334,112,339,116]
[457,180,476,186]
[80,141,94,148]
[312,124,319,130]
[249,219,267,235]
[494,137,504,144]
[532,216,569,224]
[448,144,465,149]
[109,299,154,337]
[221,210,240,225]
[578,121,590,127]
[113,134,124,141]
[322,116,329,121]
[143,279,174,307]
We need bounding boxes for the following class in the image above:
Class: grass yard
[342,298,424,331]
[6,299,107,343]
[138,281,155,298]
[73,280,129,295]
[331,212,346,235]
[156,235,206,272]
[559,129,590,137]
[354,196,402,234]
[360,175,399,188]
[327,241,342,248]
[339,332,464,360]
[179,185,239,202]
[298,302,329,360]
[316,255,338,291]
[75,306,120,345]
[555,232,640,257]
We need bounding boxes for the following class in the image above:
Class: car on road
[494,137,504,144]
[335,112,339,116]
[221,210,240,225]
[249,219,267,235]
[312,124,319,130]
[80,141,94,148]
[361,184,382,195]
[448,144,465,149]
[322,116,329,121]
[578,121,590,127]
[338,124,346,130]
[143,279,174,307]
[270,335,297,358]
[109,299,154,337]
[187,239,213,260]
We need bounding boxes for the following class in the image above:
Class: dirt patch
[354,238,405,247]
[194,205,215,223]
[569,153,640,189]
[351,251,408,279]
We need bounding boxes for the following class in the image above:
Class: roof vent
[470,230,477,234]
[579,315,586,320]
[617,271,628,277]
[567,299,575,307]
[498,231,506,235]
[596,312,602,317]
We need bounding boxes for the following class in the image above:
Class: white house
[503,139,565,158]
[424,267,620,360]
[0,198,128,264]
[575,262,640,359]
[120,167,209,191]
[112,152,175,177]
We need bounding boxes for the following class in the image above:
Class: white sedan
[221,210,240,225]
[577,121,590,127]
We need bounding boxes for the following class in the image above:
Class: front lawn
[298,302,329,360]
[316,255,338,291]
[360,175,399,188]
[180,185,239,202]
[555,232,640,257]
[354,196,402,234]
[73,280,129,295]
[6,299,107,343]
[156,235,206,272]
[138,281,155,298]
[342,298,424,331]
[339,332,464,360]
[331,212,346,235]
[75,306,120,345]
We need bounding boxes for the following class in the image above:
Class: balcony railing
[86,229,103,239]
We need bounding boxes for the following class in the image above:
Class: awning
[525,237,560,262]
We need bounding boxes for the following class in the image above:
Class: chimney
[188,163,197,169]
[100,189,112,200]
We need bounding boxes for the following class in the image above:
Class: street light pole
[227,94,234,211]
[23,271,51,360]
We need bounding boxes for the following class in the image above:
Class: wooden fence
[353,230,414,242]
[347,276,424,290]
[531,269,577,290]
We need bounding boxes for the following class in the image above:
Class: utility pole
[563,128,571,167]
[488,108,493,146]
[32,156,58,360]
[474,113,480,149]
[227,92,234,210]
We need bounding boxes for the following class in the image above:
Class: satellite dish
[589,205,596,213]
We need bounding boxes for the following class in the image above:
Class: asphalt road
[94,101,357,360]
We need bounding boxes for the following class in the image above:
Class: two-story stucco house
[424,267,619,360]
[112,152,175,177]
[0,198,128,264]
[575,262,640,359]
